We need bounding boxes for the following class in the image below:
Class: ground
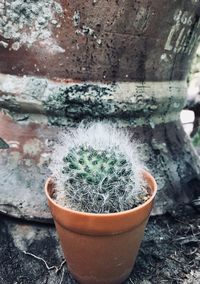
[0,204,199,284]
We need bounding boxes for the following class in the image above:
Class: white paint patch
[180,110,194,135]
[180,110,195,124]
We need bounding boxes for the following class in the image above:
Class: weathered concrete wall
[1,0,200,220]
[0,0,200,81]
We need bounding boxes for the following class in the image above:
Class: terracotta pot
[45,170,157,284]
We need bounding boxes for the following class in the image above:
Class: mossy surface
[192,130,200,146]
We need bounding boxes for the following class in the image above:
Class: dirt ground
[0,204,199,284]
[129,205,200,284]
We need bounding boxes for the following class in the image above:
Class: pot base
[54,218,147,284]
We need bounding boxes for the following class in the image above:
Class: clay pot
[45,170,157,284]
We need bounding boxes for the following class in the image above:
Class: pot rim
[45,169,157,218]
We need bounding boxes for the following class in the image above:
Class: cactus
[62,146,132,184]
[49,122,149,213]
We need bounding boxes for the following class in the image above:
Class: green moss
[192,130,200,146]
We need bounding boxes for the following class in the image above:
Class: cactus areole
[50,123,149,213]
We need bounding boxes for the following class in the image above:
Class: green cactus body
[63,146,131,183]
[60,145,146,213]
[50,123,149,213]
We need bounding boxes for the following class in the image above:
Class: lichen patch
[23,138,43,157]
[0,0,64,53]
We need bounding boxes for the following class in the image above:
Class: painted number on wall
[161,9,200,62]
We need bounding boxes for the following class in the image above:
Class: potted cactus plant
[45,122,157,284]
